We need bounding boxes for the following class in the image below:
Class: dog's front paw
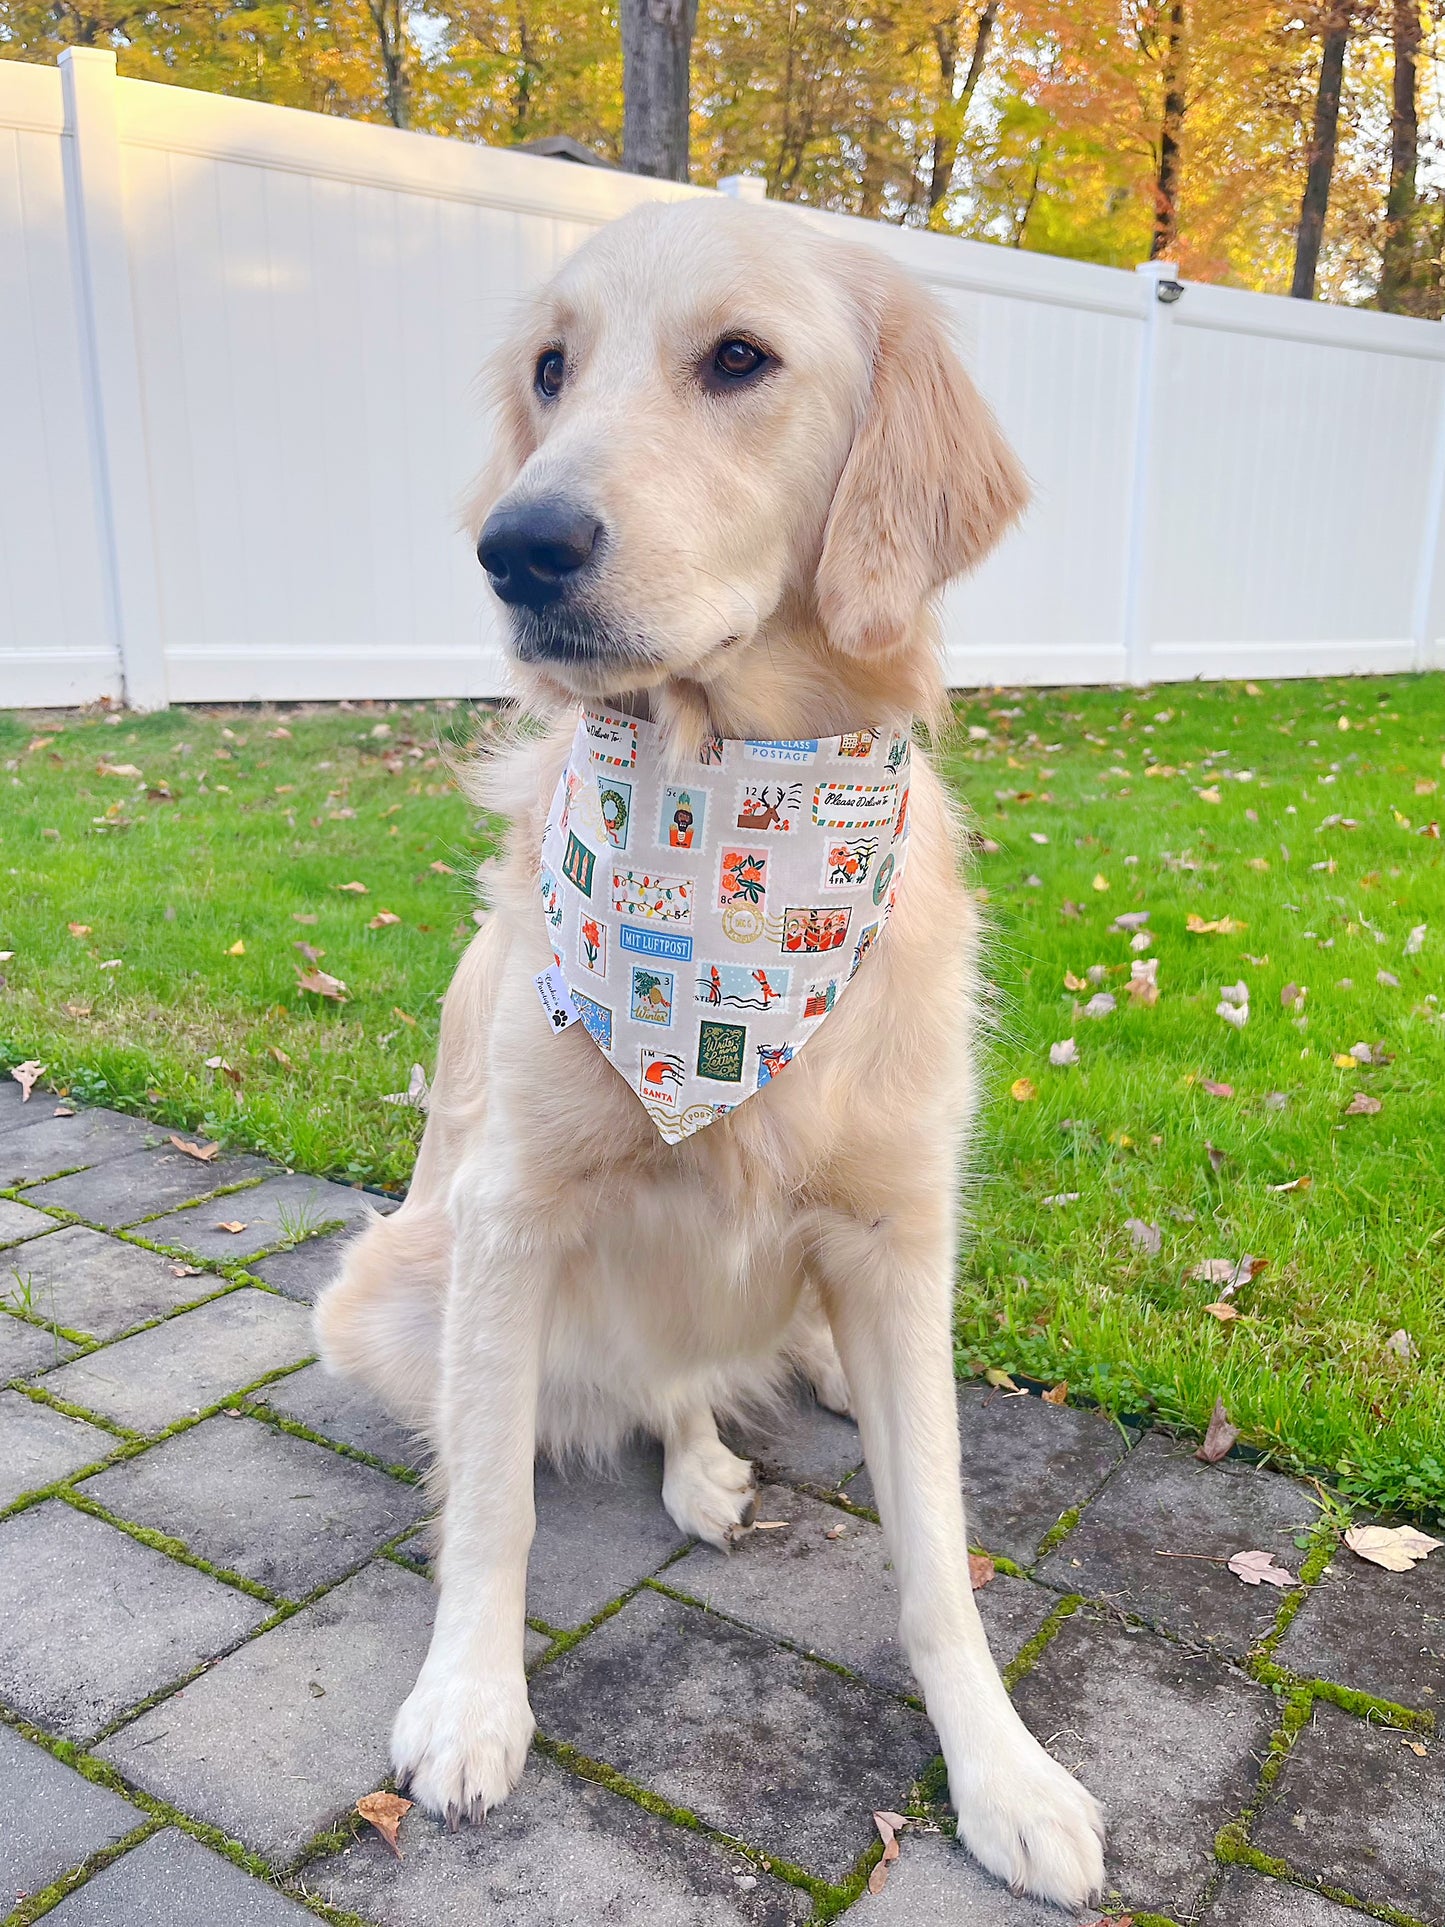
[391,1662,534,1826]
[951,1725,1105,1911]
[662,1436,757,1549]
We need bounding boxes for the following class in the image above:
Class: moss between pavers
[1215,1835,1433,1927]
[1032,1503,1084,1561]
[4,1818,165,1927]
[242,1402,423,1487]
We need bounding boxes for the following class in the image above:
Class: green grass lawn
[2,680,1443,1518]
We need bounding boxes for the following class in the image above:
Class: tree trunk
[927,0,998,218]
[621,0,698,181]
[1378,0,1420,310]
[1291,7,1349,299]
[1150,0,1187,260]
[367,0,408,127]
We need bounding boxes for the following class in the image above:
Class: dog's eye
[713,338,768,381]
[535,350,565,400]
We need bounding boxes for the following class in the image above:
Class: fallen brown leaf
[1200,1080,1234,1098]
[335,880,369,894]
[215,1221,248,1234]
[355,1790,412,1858]
[1010,1077,1037,1102]
[368,911,403,928]
[1064,969,1088,991]
[1343,1524,1443,1572]
[867,1811,907,1895]
[1187,914,1247,935]
[169,1263,204,1277]
[969,1551,997,1588]
[1196,1397,1239,1463]
[1344,1091,1382,1116]
[1203,1302,1241,1322]
[1227,1548,1299,1588]
[227,940,245,956]
[297,966,349,1002]
[428,860,455,875]
[1042,1381,1069,1405]
[269,1044,294,1069]
[983,1368,1018,1390]
[1268,1176,1311,1193]
[11,1061,47,1101]
[1125,1218,1161,1256]
[294,940,326,964]
[68,922,91,938]
[169,1135,220,1162]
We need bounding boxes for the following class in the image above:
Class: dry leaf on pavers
[1228,1549,1299,1588]
[1196,1398,1240,1463]
[867,1812,908,1894]
[356,1791,412,1858]
[11,1061,46,1101]
[1187,914,1247,934]
[169,1264,204,1278]
[297,966,349,1002]
[1011,1078,1038,1102]
[215,1221,248,1235]
[1125,1219,1162,1255]
[335,880,369,894]
[1344,1092,1382,1116]
[1050,1038,1079,1066]
[169,1135,219,1162]
[1042,1382,1070,1405]
[1343,1525,1444,1572]
[969,1552,997,1588]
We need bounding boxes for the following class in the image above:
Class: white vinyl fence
[4,48,1445,710]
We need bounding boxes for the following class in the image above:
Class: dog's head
[475,197,1026,728]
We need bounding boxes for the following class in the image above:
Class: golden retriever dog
[316,194,1105,1908]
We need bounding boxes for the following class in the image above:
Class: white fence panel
[2,48,1444,709]
[0,61,118,705]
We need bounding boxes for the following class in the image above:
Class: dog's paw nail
[739,1492,758,1529]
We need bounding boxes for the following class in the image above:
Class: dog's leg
[784,1288,853,1416]
[661,1400,757,1548]
[388,1154,548,1823]
[815,1204,1105,1910]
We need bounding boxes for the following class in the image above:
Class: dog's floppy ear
[816,269,1029,656]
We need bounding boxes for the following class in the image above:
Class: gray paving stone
[1275,1532,1442,1713]
[529,1445,687,1630]
[101,1559,436,1866]
[0,1107,158,1186]
[1201,1867,1377,1925]
[3,1225,230,1342]
[1037,1430,1314,1656]
[44,1289,313,1430]
[0,1500,266,1741]
[1253,1699,1445,1924]
[0,1195,59,1247]
[303,1751,811,1926]
[43,1827,315,1924]
[726,1383,864,1490]
[80,1413,424,1597]
[23,1145,273,1229]
[0,1389,115,1508]
[850,1383,1134,1565]
[671,1484,1057,1697]
[530,1584,937,1884]
[856,1828,1077,1923]
[0,1306,77,1378]
[1009,1612,1277,1919]
[251,1229,357,1302]
[255,1362,427,1471]
[141,1174,382,1262]
[0,1724,142,1908]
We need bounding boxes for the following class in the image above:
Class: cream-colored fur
[316,197,1105,1908]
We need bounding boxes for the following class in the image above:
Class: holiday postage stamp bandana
[537,707,912,1142]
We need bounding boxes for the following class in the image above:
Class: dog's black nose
[477,500,601,609]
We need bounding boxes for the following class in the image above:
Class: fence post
[1120,260,1182,685]
[1410,327,1445,672]
[60,48,168,711]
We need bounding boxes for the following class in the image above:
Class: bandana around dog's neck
[535,706,913,1143]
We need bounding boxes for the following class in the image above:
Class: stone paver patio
[1,1076,1440,1926]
